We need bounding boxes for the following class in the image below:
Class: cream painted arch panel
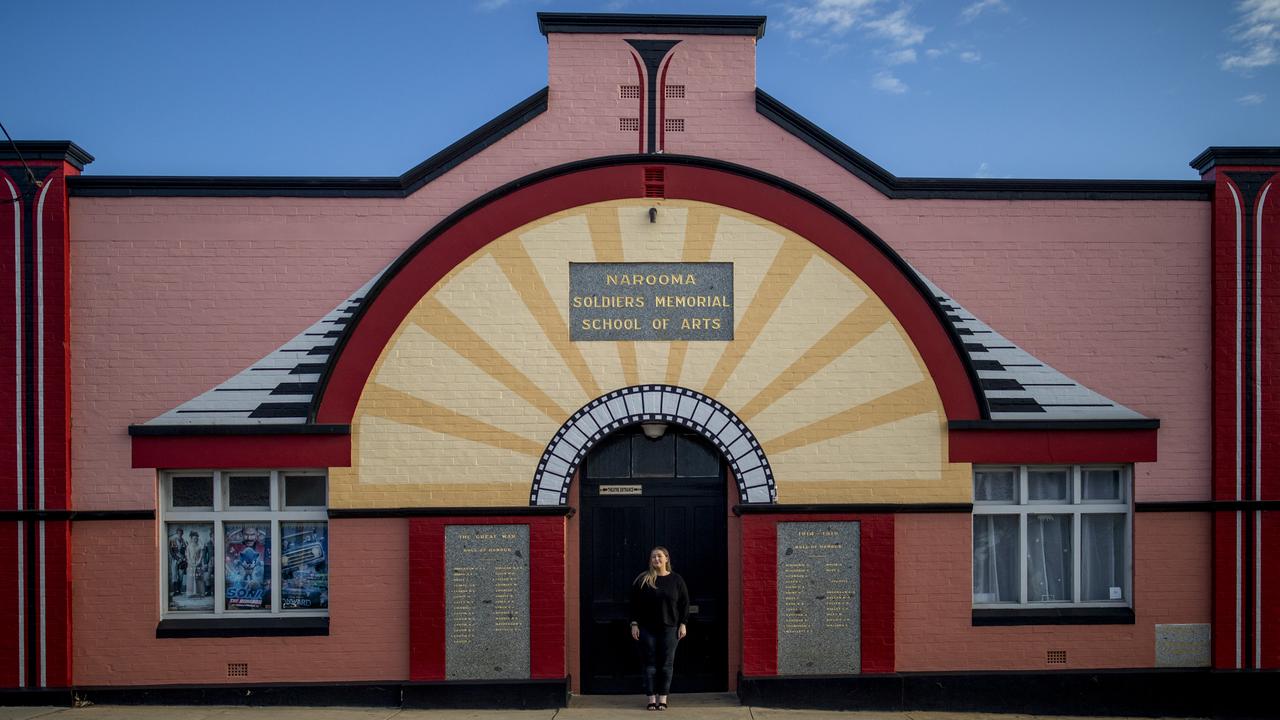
[331,199,967,509]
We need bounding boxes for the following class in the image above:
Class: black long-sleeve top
[629,572,690,629]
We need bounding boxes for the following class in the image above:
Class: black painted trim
[329,506,574,519]
[950,419,1160,431]
[538,12,766,38]
[68,89,548,198]
[54,678,569,708]
[128,423,350,436]
[627,40,681,154]
[1190,146,1280,173]
[403,678,568,709]
[972,607,1134,626]
[758,90,1213,201]
[312,153,989,423]
[734,503,971,516]
[737,669,1277,717]
[156,616,329,638]
[0,688,74,707]
[0,140,94,170]
[1136,500,1280,512]
[0,509,154,521]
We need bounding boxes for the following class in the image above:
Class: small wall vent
[619,117,640,132]
[664,118,685,133]
[620,85,641,99]
[665,84,686,99]
[227,662,249,677]
[1046,650,1067,665]
[643,168,665,198]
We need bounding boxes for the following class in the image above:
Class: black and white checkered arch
[530,384,777,506]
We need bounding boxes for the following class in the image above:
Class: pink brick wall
[71,519,408,684]
[65,29,1213,681]
[895,513,1211,670]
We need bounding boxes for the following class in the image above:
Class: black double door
[579,426,728,694]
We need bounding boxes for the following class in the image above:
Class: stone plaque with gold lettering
[777,521,859,674]
[445,524,530,679]
[570,262,733,341]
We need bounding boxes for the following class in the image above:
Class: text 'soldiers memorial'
[569,262,734,341]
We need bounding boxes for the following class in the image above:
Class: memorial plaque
[569,262,733,341]
[777,522,860,674]
[1155,623,1210,667]
[445,525,530,679]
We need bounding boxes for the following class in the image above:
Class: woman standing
[629,546,689,711]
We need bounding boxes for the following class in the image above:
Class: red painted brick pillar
[1194,147,1280,670]
[408,515,566,681]
[0,141,91,690]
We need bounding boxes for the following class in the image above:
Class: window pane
[1082,469,1123,502]
[975,469,1017,503]
[281,522,328,611]
[584,432,631,478]
[228,474,271,508]
[167,523,214,612]
[1027,514,1072,602]
[973,515,1019,603]
[1028,469,1070,503]
[1082,514,1126,601]
[631,433,675,477]
[224,523,272,611]
[284,474,326,508]
[171,475,213,509]
[676,433,719,477]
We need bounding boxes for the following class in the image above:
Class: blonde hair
[635,546,672,590]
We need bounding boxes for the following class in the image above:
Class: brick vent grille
[644,168,665,198]
[1046,650,1067,665]
[227,663,249,677]
[620,85,641,99]
[619,117,640,132]
[665,84,686,99]
[664,118,685,133]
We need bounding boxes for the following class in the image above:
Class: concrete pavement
[0,693,1207,720]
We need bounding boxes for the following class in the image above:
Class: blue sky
[5,1,1277,179]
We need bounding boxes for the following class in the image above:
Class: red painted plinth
[740,513,894,676]
[409,516,566,680]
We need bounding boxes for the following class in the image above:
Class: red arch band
[315,158,980,425]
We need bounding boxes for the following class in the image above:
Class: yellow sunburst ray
[764,380,936,454]
[365,382,543,456]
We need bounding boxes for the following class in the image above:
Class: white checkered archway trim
[530,384,777,506]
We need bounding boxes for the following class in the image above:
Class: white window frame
[972,464,1132,609]
[159,469,328,619]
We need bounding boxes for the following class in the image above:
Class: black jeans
[638,625,680,695]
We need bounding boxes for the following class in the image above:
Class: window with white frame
[972,465,1131,607]
[161,470,328,617]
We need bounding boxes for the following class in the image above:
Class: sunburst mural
[329,199,968,508]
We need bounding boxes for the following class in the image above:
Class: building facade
[1,12,1277,714]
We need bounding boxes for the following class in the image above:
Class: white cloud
[1238,92,1266,105]
[477,0,509,10]
[1222,0,1280,72]
[961,0,1008,23]
[886,48,918,64]
[959,50,982,62]
[975,161,992,178]
[865,7,930,46]
[784,0,880,36]
[872,71,909,93]
[925,48,944,59]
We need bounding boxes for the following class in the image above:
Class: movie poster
[224,523,272,611]
[167,523,215,612]
[281,522,328,610]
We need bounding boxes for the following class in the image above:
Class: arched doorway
[578,424,728,693]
